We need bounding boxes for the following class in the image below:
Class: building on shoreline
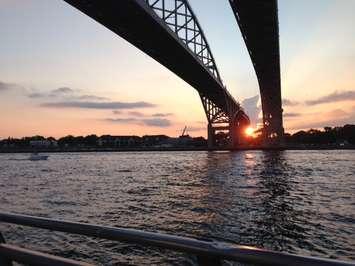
[0,134,208,151]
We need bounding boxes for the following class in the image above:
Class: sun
[245,127,254,137]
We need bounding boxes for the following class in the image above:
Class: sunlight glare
[245,127,254,137]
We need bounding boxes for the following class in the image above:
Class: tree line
[285,124,355,145]
[0,124,354,148]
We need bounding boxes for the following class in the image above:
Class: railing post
[0,232,13,266]
[197,255,222,266]
[0,232,5,243]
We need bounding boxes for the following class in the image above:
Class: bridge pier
[206,119,247,149]
[207,124,215,149]
[229,118,238,149]
[261,104,284,145]
[229,0,284,147]
[201,94,249,150]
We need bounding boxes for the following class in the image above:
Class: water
[0,150,354,265]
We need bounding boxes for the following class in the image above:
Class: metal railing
[0,212,354,266]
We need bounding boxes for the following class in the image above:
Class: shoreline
[1,146,355,153]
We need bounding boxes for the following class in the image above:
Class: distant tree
[192,137,207,147]
[287,124,355,145]
[341,124,355,144]
[84,134,98,146]
[58,135,76,147]
[74,136,84,146]
[47,136,57,142]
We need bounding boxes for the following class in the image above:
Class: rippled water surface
[0,150,354,265]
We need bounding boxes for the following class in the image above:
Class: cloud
[28,87,74,98]
[152,113,173,117]
[144,118,171,127]
[327,108,348,117]
[113,111,174,118]
[242,95,261,126]
[126,112,173,117]
[51,87,74,95]
[106,118,171,127]
[28,87,108,101]
[0,82,10,91]
[41,101,156,109]
[127,111,145,117]
[186,126,205,132]
[75,95,108,101]
[282,98,300,106]
[306,90,355,105]
[288,107,355,130]
[284,112,301,118]
[0,81,20,92]
[106,118,136,123]
[28,92,45,98]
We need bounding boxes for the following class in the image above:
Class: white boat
[29,153,49,161]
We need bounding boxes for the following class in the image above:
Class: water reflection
[177,152,239,240]
[246,151,309,254]
[193,151,308,253]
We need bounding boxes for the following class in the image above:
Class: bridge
[229,0,284,143]
[63,0,283,147]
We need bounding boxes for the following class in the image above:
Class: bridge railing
[0,212,353,266]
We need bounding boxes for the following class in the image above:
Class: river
[0,150,354,265]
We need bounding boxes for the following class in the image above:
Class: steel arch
[63,0,250,148]
[146,0,221,82]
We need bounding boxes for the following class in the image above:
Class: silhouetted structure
[285,125,355,146]
[243,125,355,148]
[0,134,208,151]
[229,0,284,144]
[1,125,354,151]
[63,0,249,149]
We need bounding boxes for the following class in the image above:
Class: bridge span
[63,0,250,148]
[229,0,284,143]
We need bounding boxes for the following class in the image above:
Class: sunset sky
[1,0,354,138]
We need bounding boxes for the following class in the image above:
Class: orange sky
[0,0,354,138]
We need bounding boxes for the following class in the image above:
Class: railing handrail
[0,212,354,266]
[0,243,93,266]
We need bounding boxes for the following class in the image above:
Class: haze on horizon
[0,0,354,138]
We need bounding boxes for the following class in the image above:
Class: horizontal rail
[0,212,354,266]
[0,243,93,266]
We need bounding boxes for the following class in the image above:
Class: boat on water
[29,153,49,161]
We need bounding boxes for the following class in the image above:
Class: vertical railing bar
[197,255,223,266]
[0,232,5,243]
[0,232,13,266]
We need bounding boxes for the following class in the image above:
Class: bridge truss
[146,0,221,80]
[64,0,250,148]
[146,0,250,147]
